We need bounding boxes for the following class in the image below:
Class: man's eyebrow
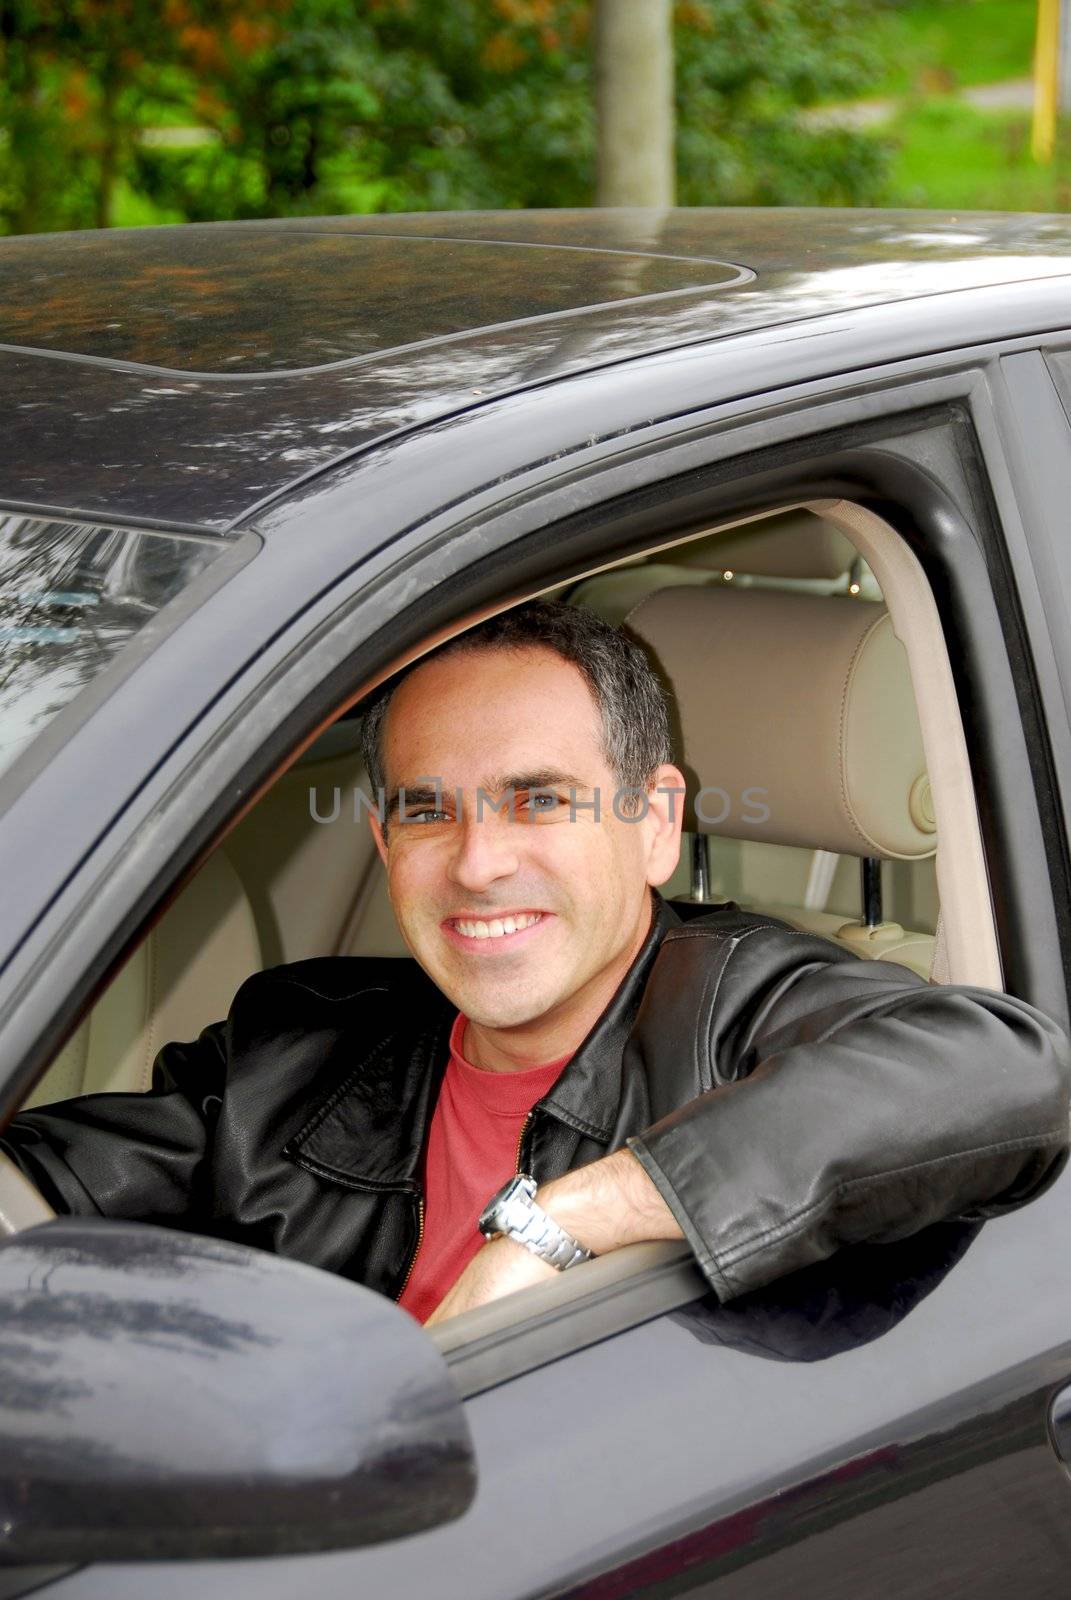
[384,772,590,815]
[482,770,588,793]
[385,784,448,817]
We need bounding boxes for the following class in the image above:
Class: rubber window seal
[431,1241,706,1399]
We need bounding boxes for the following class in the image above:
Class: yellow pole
[1034,0,1060,163]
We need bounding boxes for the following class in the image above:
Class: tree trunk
[595,0,675,206]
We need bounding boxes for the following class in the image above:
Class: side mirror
[0,1220,475,1563]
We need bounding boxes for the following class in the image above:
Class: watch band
[505,1196,594,1271]
[479,1174,595,1271]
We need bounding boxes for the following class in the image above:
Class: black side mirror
[0,1220,475,1563]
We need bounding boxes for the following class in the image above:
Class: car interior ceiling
[23,502,994,1191]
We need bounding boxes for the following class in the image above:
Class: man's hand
[423,1147,683,1326]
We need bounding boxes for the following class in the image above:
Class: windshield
[0,515,226,781]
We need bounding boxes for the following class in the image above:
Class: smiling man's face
[368,643,685,1063]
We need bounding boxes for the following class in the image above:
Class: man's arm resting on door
[425,1146,680,1325]
[427,942,1071,1324]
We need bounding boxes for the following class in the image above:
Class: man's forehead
[397,641,589,703]
[385,649,598,736]
[384,645,602,773]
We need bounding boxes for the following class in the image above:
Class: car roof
[5,208,1071,529]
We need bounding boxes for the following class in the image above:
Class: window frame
[0,354,1064,1141]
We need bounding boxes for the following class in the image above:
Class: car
[0,206,1071,1598]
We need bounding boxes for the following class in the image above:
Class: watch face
[478,1174,535,1236]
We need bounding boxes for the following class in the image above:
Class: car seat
[624,582,937,977]
[26,847,261,1108]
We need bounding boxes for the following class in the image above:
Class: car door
[4,326,1071,1599]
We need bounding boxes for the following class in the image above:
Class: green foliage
[0,0,893,234]
[674,0,891,205]
[0,0,193,231]
[132,10,383,221]
[862,0,1035,101]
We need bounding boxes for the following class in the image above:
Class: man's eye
[407,809,451,824]
[521,792,565,815]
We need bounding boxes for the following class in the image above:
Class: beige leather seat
[625,584,937,978]
[565,510,862,626]
[26,848,261,1109]
[224,724,381,968]
[568,510,940,932]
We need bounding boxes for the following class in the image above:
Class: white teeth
[454,913,542,940]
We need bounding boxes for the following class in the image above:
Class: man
[3,602,1069,1325]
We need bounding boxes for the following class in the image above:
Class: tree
[0,1,92,233]
[595,0,675,206]
[351,0,890,209]
[674,0,889,207]
[0,0,182,232]
[132,0,381,221]
[0,0,894,233]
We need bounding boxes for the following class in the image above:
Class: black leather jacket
[3,894,1069,1302]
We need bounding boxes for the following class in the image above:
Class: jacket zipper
[394,1194,425,1303]
[515,1109,534,1175]
[397,1106,534,1304]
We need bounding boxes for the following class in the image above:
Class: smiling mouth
[449,912,546,941]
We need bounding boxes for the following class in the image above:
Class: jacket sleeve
[626,925,1071,1301]
[0,1019,229,1222]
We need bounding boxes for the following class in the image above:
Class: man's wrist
[537,1147,682,1256]
[480,1174,594,1269]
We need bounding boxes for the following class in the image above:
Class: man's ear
[644,763,688,888]
[368,807,389,867]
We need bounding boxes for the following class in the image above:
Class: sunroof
[0,227,747,375]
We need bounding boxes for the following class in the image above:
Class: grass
[880,98,1071,209]
[816,0,1069,214]
[857,0,1036,101]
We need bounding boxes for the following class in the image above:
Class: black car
[1,208,1071,1598]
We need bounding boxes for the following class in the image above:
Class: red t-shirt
[398,1013,570,1323]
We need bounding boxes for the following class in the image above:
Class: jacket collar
[288,889,681,1191]
[537,889,680,1142]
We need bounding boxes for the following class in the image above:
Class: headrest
[626,585,936,860]
[673,510,857,580]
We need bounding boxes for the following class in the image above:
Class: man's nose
[446,811,520,892]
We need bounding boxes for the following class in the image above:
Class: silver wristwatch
[478,1174,595,1271]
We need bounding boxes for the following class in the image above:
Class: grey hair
[358,600,672,812]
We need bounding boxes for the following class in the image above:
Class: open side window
[7,380,1062,1391]
[21,498,961,1114]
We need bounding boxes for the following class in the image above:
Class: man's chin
[444,982,567,1032]
[405,927,579,1029]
